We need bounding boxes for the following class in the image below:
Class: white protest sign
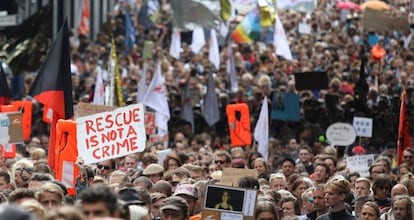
[77,104,146,165]
[0,113,9,145]
[298,22,311,34]
[326,123,356,146]
[353,117,373,137]
[346,154,374,177]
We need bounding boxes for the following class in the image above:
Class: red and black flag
[29,20,73,171]
[0,64,12,105]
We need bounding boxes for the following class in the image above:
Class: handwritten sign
[76,104,146,165]
[353,117,373,137]
[326,123,356,146]
[219,168,257,187]
[346,154,374,177]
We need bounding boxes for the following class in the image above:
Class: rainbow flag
[231,9,261,44]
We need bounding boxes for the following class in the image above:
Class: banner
[76,104,146,165]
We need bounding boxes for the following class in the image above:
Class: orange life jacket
[226,103,252,147]
[55,119,79,196]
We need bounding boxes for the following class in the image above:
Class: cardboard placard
[346,154,374,177]
[218,168,257,187]
[361,8,409,33]
[76,102,116,118]
[0,112,23,144]
[76,104,146,165]
[202,184,257,220]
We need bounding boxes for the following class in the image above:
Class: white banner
[76,104,146,165]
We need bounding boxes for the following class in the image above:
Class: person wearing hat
[173,184,198,218]
[161,196,189,220]
[352,146,366,155]
[143,164,164,184]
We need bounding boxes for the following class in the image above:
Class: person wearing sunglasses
[95,159,115,179]
[213,151,231,171]
[401,149,414,169]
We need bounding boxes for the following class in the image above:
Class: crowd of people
[2,0,414,219]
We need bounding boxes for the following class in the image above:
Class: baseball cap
[352,146,366,155]
[161,196,188,211]
[143,164,164,175]
[173,184,198,199]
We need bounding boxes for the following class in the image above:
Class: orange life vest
[55,119,79,196]
[226,103,252,147]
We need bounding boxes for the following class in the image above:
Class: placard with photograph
[202,184,257,220]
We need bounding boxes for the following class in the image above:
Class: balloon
[371,45,386,62]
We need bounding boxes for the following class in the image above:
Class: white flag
[254,97,269,161]
[204,73,220,126]
[169,31,181,59]
[92,69,105,105]
[142,64,170,134]
[227,43,238,93]
[180,85,194,133]
[137,64,147,103]
[274,17,293,61]
[209,29,220,70]
[191,27,205,54]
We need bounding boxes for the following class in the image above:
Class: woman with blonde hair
[317,178,357,220]
[36,182,64,210]
[360,202,380,220]
[44,205,86,220]
[19,199,46,220]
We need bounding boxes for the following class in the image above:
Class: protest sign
[0,112,23,145]
[294,72,329,90]
[271,92,300,121]
[143,41,154,59]
[157,148,172,166]
[353,117,373,138]
[149,133,168,148]
[326,123,356,146]
[346,154,374,177]
[76,103,146,165]
[202,184,257,220]
[145,111,156,135]
[219,168,257,187]
[76,102,116,118]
